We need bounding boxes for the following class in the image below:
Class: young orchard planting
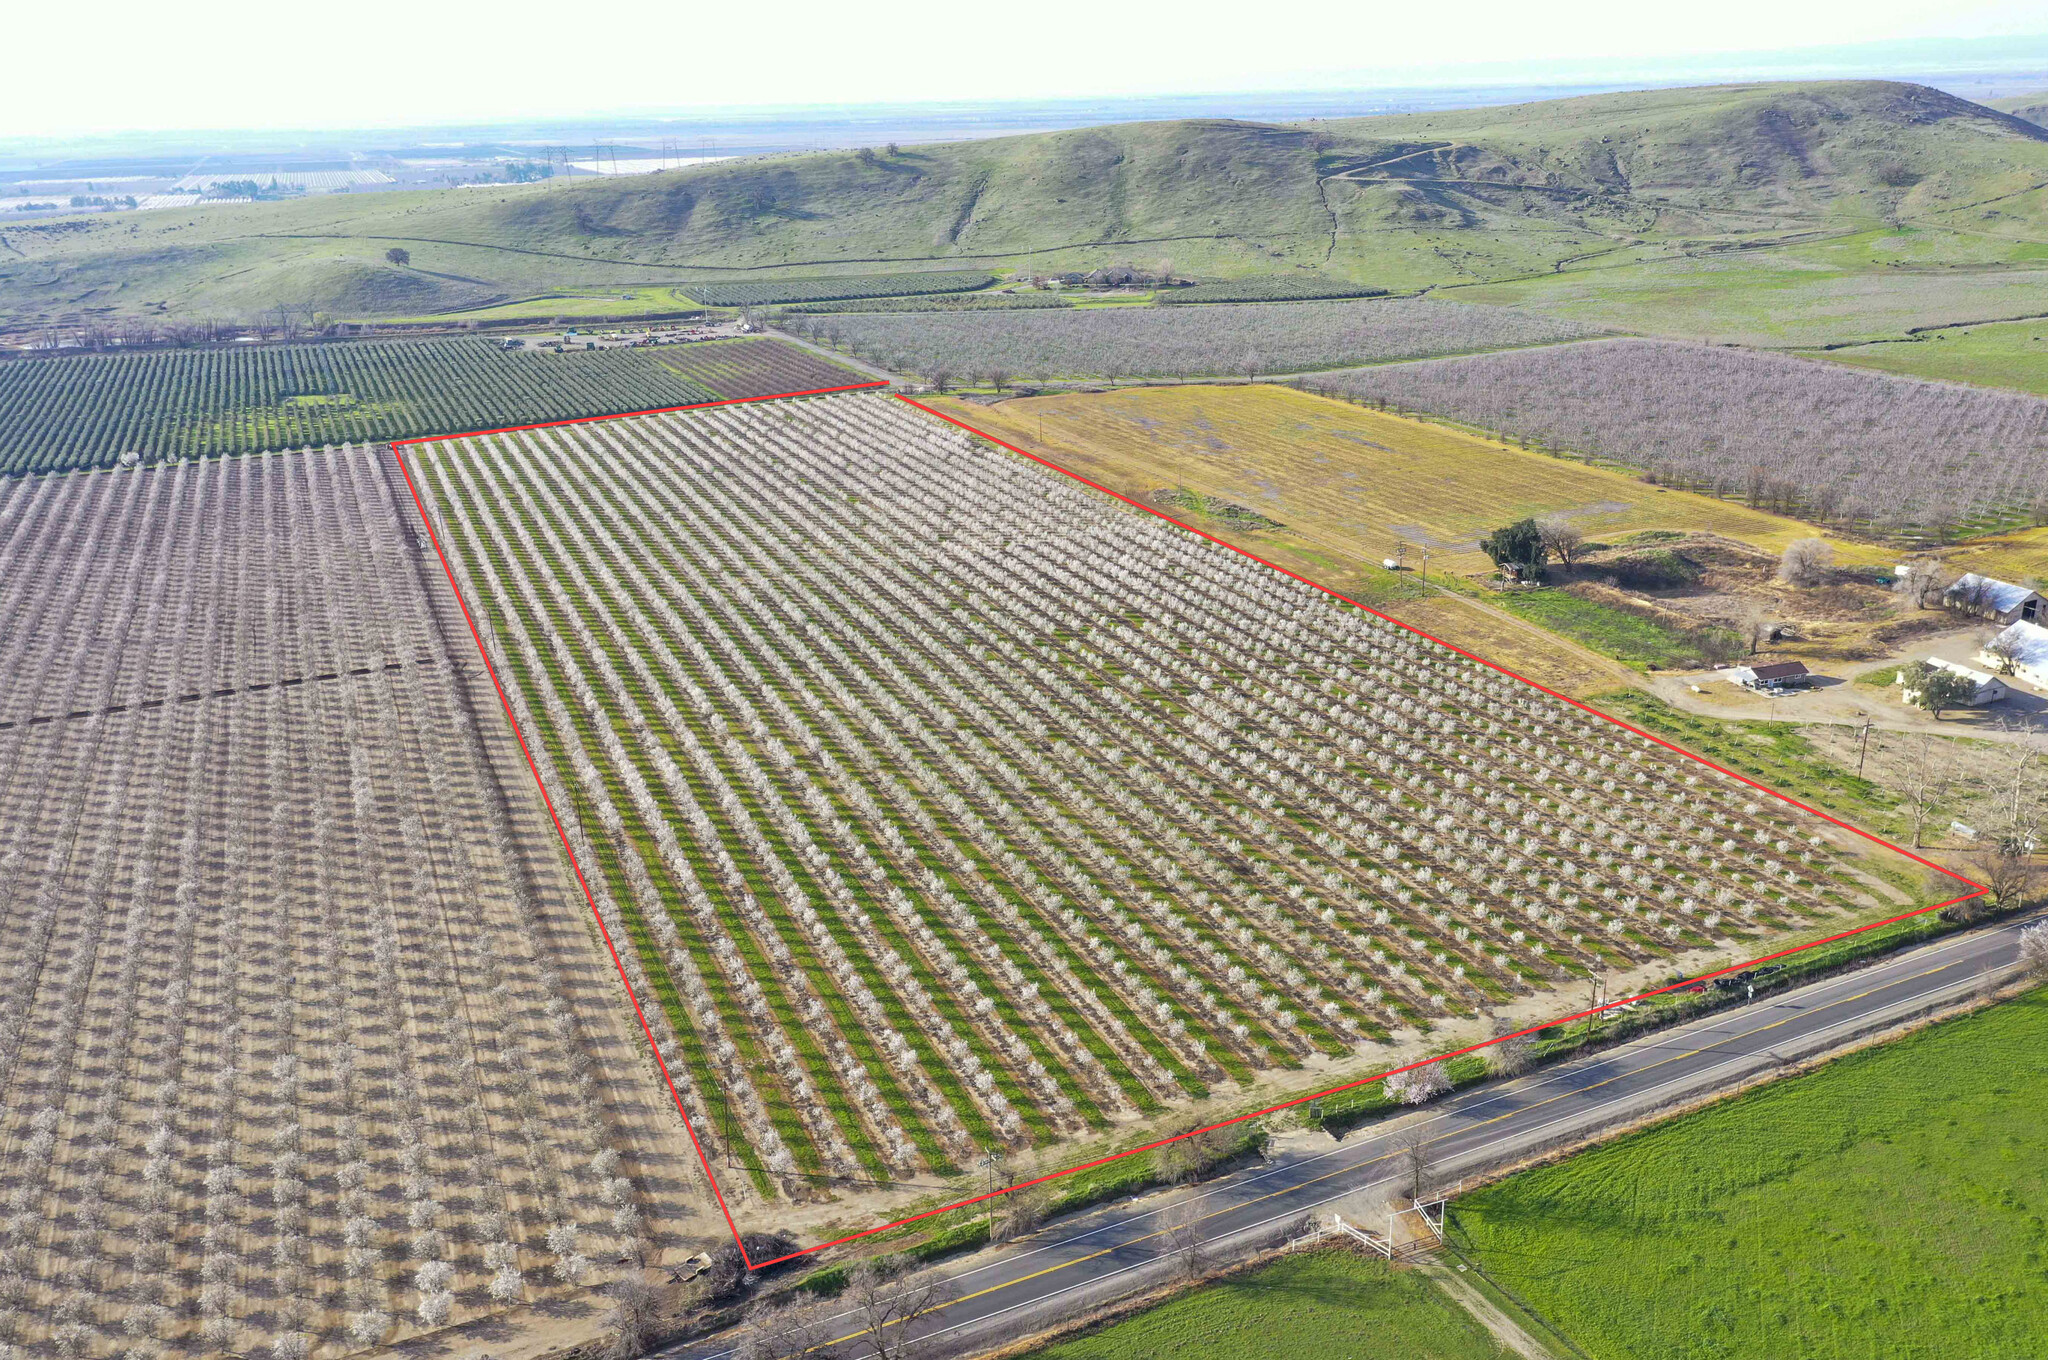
[0,336,863,474]
[780,298,1599,382]
[411,392,1881,1197]
[0,450,695,1358]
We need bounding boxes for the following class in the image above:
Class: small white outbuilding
[1899,657,2008,707]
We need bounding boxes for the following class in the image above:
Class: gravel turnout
[1307,338,2048,534]
[781,299,1602,381]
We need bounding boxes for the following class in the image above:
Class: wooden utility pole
[1857,715,1874,777]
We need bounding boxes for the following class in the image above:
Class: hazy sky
[9,0,2043,136]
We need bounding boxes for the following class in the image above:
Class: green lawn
[1033,1251,1512,1359]
[1809,317,2048,397]
[1454,990,2048,1360]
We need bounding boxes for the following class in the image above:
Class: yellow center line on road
[804,953,1971,1353]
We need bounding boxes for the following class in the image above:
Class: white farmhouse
[1979,620,2048,687]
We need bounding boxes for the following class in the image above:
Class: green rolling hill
[4,80,2046,346]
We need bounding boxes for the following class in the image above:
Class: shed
[1727,660,1811,691]
[1945,573,2044,625]
[1899,658,2008,706]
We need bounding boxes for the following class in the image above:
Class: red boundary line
[388,384,1986,1276]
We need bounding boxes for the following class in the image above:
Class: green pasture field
[1811,316,2048,396]
[1453,989,2048,1360]
[1031,1251,1512,1359]
[365,285,697,326]
[1451,228,2048,348]
[1493,588,1716,669]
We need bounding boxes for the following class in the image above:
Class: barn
[1945,573,2045,625]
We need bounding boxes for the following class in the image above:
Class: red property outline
[388,383,1985,1274]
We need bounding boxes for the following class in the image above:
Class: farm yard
[680,271,996,307]
[0,449,708,1358]
[408,389,1920,1209]
[0,336,863,474]
[1305,338,2048,537]
[778,299,1601,382]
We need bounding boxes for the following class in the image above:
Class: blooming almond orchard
[0,448,707,1359]
[410,392,1893,1201]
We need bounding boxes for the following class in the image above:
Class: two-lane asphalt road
[668,914,2037,1359]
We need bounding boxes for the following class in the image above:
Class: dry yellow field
[1949,526,2048,587]
[940,385,1883,576]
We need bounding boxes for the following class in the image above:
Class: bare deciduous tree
[1397,1124,1435,1202]
[1483,1019,1535,1078]
[737,1298,840,1360]
[602,1275,660,1360]
[2019,922,2048,980]
[1898,735,1957,849]
[845,1261,955,1360]
[1534,514,1583,571]
[1970,846,2032,919]
[1158,1200,1208,1281]
[1778,538,1835,587]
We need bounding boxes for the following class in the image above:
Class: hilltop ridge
[3,79,2045,338]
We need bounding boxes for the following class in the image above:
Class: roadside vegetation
[1453,988,2048,1360]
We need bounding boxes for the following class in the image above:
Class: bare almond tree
[1898,735,1957,849]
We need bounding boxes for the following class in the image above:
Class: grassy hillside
[5,81,2046,346]
[1988,90,2048,128]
